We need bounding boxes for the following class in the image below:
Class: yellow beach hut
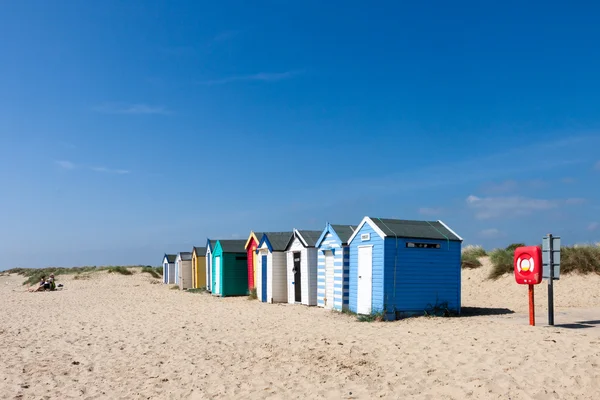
[192,246,207,289]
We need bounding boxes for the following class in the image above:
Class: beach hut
[175,252,193,290]
[244,231,263,291]
[347,217,463,317]
[315,223,357,311]
[212,240,248,297]
[205,239,216,292]
[284,230,322,306]
[256,232,293,303]
[192,246,207,289]
[162,254,176,284]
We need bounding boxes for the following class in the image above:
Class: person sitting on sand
[47,274,56,291]
[28,276,46,292]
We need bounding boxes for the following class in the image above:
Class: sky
[1,1,599,269]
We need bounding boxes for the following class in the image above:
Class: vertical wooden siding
[349,222,385,314]
[384,238,461,313]
[317,231,349,311]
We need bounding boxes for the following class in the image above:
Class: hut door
[214,256,221,295]
[293,252,302,303]
[207,255,211,291]
[357,246,373,314]
[325,252,334,309]
[261,255,268,302]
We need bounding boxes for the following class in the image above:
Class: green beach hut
[212,239,249,297]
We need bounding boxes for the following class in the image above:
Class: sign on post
[543,234,560,326]
[542,236,561,280]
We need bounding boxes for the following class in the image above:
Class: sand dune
[1,262,599,399]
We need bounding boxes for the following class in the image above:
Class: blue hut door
[261,255,268,302]
[357,246,373,314]
[325,252,334,309]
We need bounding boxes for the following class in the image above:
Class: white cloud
[198,70,303,85]
[479,228,504,238]
[565,198,586,205]
[418,207,443,216]
[466,195,558,219]
[589,222,599,232]
[93,103,170,115]
[55,160,75,169]
[91,167,130,175]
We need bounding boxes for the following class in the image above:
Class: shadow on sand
[460,307,515,317]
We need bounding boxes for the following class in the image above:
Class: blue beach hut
[315,223,357,311]
[347,217,463,317]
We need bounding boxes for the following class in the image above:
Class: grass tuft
[488,246,515,280]
[357,310,385,322]
[461,245,487,269]
[561,244,600,275]
[248,287,257,300]
[170,285,180,290]
[106,266,133,275]
[141,267,160,279]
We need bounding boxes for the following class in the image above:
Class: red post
[528,284,535,326]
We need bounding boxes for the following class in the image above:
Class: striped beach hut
[192,246,207,289]
[285,230,322,306]
[205,239,216,292]
[162,254,176,284]
[244,231,263,291]
[175,252,193,290]
[256,232,293,303]
[316,223,356,311]
[212,240,248,297]
[347,217,463,318]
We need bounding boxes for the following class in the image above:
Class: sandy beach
[1,261,599,400]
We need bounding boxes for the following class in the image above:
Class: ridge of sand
[1,266,599,399]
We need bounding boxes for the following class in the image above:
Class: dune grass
[106,266,133,275]
[141,266,161,279]
[248,287,257,300]
[461,245,487,269]
[7,265,152,285]
[561,244,600,275]
[488,244,521,280]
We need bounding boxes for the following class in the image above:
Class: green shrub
[357,310,385,322]
[505,243,526,253]
[107,266,133,275]
[248,288,257,300]
[488,248,514,280]
[561,245,600,275]
[141,267,160,279]
[186,287,207,294]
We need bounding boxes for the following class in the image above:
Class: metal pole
[529,284,535,326]
[548,233,554,326]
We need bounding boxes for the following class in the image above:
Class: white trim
[347,217,387,244]
[293,229,309,248]
[437,220,463,241]
[357,244,374,248]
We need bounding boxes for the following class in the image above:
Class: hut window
[406,242,441,249]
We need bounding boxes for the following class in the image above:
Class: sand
[1,261,599,400]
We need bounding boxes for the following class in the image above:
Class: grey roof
[263,232,294,251]
[164,254,176,263]
[193,246,206,256]
[295,230,323,247]
[178,252,192,261]
[330,225,357,245]
[218,239,247,253]
[370,218,462,241]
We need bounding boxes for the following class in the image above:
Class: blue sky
[1,1,599,268]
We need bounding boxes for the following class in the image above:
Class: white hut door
[325,252,334,309]
[214,256,221,295]
[357,246,373,315]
